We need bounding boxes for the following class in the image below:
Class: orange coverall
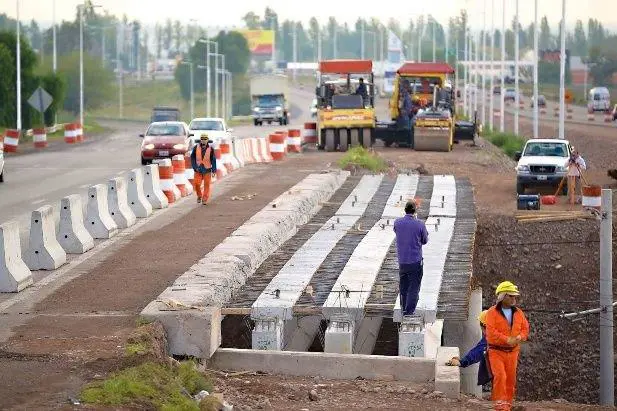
[193,144,214,203]
[485,304,530,411]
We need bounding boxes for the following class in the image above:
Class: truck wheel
[339,129,349,152]
[350,129,360,147]
[141,157,148,166]
[254,119,258,126]
[384,139,393,147]
[325,129,335,152]
[516,183,526,194]
[361,128,372,148]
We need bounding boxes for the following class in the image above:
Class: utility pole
[117,22,123,119]
[445,28,448,64]
[489,0,495,131]
[463,28,468,117]
[79,4,84,129]
[333,26,337,59]
[474,31,479,118]
[432,17,436,62]
[317,26,322,61]
[292,22,297,83]
[52,0,57,73]
[600,189,614,406]
[558,0,566,140]
[514,0,520,135]
[481,0,487,127]
[221,55,226,120]
[16,0,21,131]
[380,25,384,65]
[101,27,106,66]
[361,20,365,59]
[500,0,505,132]
[533,0,539,138]
[418,22,422,63]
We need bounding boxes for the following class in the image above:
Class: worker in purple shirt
[393,200,429,316]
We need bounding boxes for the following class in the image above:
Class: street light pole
[600,189,615,407]
[292,22,297,83]
[432,17,436,63]
[418,21,422,63]
[463,28,468,117]
[361,20,365,59]
[221,54,226,120]
[79,4,84,129]
[198,39,217,117]
[514,0,520,135]
[117,21,123,119]
[558,0,566,140]
[533,0,539,138]
[500,0,506,132]
[16,0,21,131]
[52,0,57,72]
[481,0,487,127]
[489,0,495,131]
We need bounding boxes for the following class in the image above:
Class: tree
[242,12,261,30]
[0,43,16,127]
[173,20,183,53]
[41,71,66,126]
[539,16,552,49]
[164,18,172,50]
[573,20,587,56]
[155,23,162,58]
[58,52,114,113]
[308,17,320,60]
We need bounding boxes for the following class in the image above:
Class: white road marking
[31,198,45,205]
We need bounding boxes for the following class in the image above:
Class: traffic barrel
[64,123,77,144]
[3,129,20,152]
[220,138,239,172]
[587,113,595,121]
[213,141,228,180]
[157,158,178,204]
[33,128,47,149]
[172,154,192,197]
[303,122,318,145]
[269,133,286,161]
[605,114,613,123]
[286,129,302,153]
[75,123,84,142]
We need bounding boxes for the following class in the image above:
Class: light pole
[489,0,495,131]
[198,39,218,117]
[16,0,21,131]
[361,20,365,59]
[180,61,194,120]
[52,0,57,73]
[533,0,539,138]
[317,26,322,61]
[79,2,102,128]
[558,0,566,140]
[292,22,297,83]
[481,0,487,127]
[117,21,124,119]
[500,0,506,132]
[417,21,423,63]
[432,17,436,63]
[208,52,223,118]
[463,28,468,117]
[514,0,520,135]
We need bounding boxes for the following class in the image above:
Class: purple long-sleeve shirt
[393,214,429,264]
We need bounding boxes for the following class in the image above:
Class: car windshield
[146,124,184,136]
[190,120,224,131]
[256,95,282,107]
[523,142,568,157]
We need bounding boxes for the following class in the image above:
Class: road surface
[0,87,314,251]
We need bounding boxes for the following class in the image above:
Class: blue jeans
[399,261,424,316]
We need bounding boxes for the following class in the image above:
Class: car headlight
[253,107,260,112]
[173,144,185,150]
[275,106,282,111]
[143,143,155,150]
[556,165,567,172]
[517,165,530,172]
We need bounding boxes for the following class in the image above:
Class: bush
[483,130,526,159]
[338,146,388,172]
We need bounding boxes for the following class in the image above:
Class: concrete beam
[353,317,383,354]
[435,346,461,399]
[210,348,435,383]
[285,316,322,352]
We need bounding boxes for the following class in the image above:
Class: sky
[4,0,617,31]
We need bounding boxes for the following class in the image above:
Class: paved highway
[0,87,314,251]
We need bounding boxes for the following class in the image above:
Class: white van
[588,87,611,113]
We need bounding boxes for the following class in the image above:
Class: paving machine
[315,60,376,151]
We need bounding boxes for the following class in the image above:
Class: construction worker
[565,149,586,204]
[190,134,217,205]
[445,310,492,386]
[393,200,428,317]
[485,281,530,411]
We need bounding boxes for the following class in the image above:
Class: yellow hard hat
[478,310,488,325]
[200,133,209,141]
[495,281,520,296]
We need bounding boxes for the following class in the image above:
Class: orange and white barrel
[286,129,302,153]
[604,114,613,123]
[582,185,602,209]
[75,122,84,142]
[33,128,47,148]
[157,158,178,204]
[172,154,192,197]
[64,123,77,144]
[184,154,194,187]
[220,137,239,172]
[258,137,273,162]
[269,133,286,161]
[213,141,228,180]
[587,113,595,121]
[3,129,20,152]
[303,122,318,145]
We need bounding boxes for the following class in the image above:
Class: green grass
[483,129,526,159]
[80,361,212,410]
[338,146,388,172]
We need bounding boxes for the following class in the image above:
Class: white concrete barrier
[25,205,67,271]
[57,194,94,254]
[108,177,137,229]
[143,164,169,209]
[0,221,33,292]
[127,168,154,218]
[86,184,118,239]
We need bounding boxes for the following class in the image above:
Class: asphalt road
[0,86,314,251]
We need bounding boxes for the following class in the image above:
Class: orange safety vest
[485,304,530,353]
[196,144,212,169]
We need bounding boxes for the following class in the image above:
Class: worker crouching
[190,134,217,205]
[485,281,530,411]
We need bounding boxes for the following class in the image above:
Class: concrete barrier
[210,348,435,383]
[142,165,169,209]
[0,221,33,292]
[86,184,118,239]
[141,170,350,357]
[25,205,67,271]
[57,194,94,254]
[127,168,154,218]
[435,346,461,399]
[108,177,137,229]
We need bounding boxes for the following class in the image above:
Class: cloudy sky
[5,0,616,30]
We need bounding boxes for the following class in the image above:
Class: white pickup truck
[514,138,573,195]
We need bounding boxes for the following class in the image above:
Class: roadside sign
[27,86,53,113]
[565,90,573,104]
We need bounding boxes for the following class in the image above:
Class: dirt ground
[1,108,616,409]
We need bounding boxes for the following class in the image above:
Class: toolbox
[517,194,541,210]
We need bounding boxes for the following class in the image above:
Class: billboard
[240,30,274,56]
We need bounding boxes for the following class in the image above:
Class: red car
[140,121,192,165]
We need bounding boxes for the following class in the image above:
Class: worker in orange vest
[190,134,217,205]
[484,281,530,411]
